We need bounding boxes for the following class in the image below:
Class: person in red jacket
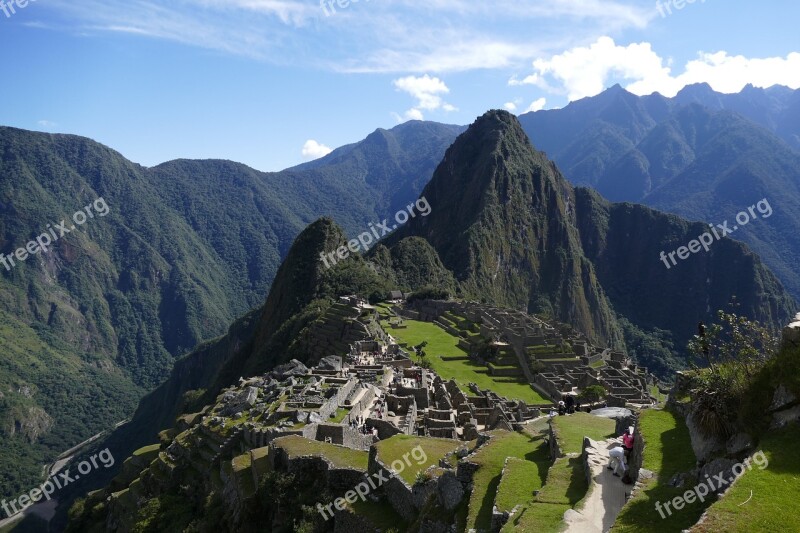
[622,426,635,458]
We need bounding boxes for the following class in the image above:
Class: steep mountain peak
[387,111,624,347]
[253,217,348,344]
[674,82,723,108]
[394,109,557,236]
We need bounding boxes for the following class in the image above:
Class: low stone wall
[367,417,404,439]
[301,423,374,451]
[627,423,645,483]
[367,447,417,522]
[549,420,563,460]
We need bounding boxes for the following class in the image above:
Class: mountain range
[39,109,795,530]
[2,84,800,520]
[519,83,800,299]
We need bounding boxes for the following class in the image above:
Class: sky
[1,0,798,172]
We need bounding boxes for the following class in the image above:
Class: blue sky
[1,0,798,171]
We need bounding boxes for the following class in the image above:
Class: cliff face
[575,187,795,346]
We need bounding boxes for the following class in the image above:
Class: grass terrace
[374,435,461,485]
[501,412,615,532]
[613,408,706,532]
[494,458,543,513]
[271,435,369,471]
[691,424,800,532]
[465,430,551,531]
[551,412,616,454]
[384,318,550,404]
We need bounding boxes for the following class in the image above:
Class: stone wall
[397,384,430,409]
[301,423,375,451]
[366,417,404,439]
[627,423,645,483]
[367,447,417,522]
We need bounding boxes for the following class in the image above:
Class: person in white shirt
[607,446,627,477]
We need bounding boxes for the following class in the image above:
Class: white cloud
[522,37,800,101]
[524,98,547,113]
[301,139,333,160]
[503,102,517,111]
[392,74,456,121]
[404,108,425,121]
[37,120,58,128]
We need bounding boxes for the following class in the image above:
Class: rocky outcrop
[5,406,54,442]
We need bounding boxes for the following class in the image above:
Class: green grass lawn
[385,319,550,404]
[271,435,369,471]
[691,425,800,532]
[495,458,546,513]
[502,453,589,532]
[466,431,551,531]
[613,409,706,533]
[500,413,615,532]
[551,412,616,454]
[374,435,461,485]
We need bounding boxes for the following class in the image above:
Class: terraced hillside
[379,310,550,405]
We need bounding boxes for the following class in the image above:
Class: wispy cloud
[38,0,653,72]
[392,75,457,122]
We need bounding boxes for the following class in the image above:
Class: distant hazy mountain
[0,120,461,498]
[518,84,800,299]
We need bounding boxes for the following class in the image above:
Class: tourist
[622,426,635,459]
[607,446,627,477]
[557,399,566,416]
[565,394,575,414]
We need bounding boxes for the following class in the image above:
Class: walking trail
[563,437,631,533]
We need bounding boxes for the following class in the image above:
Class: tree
[688,307,779,383]
[686,306,779,438]
[578,385,607,403]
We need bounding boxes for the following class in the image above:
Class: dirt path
[563,437,630,533]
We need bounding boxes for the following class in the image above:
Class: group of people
[607,426,635,481]
[556,394,582,415]
[349,415,379,436]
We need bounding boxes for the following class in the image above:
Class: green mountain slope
[0,121,461,500]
